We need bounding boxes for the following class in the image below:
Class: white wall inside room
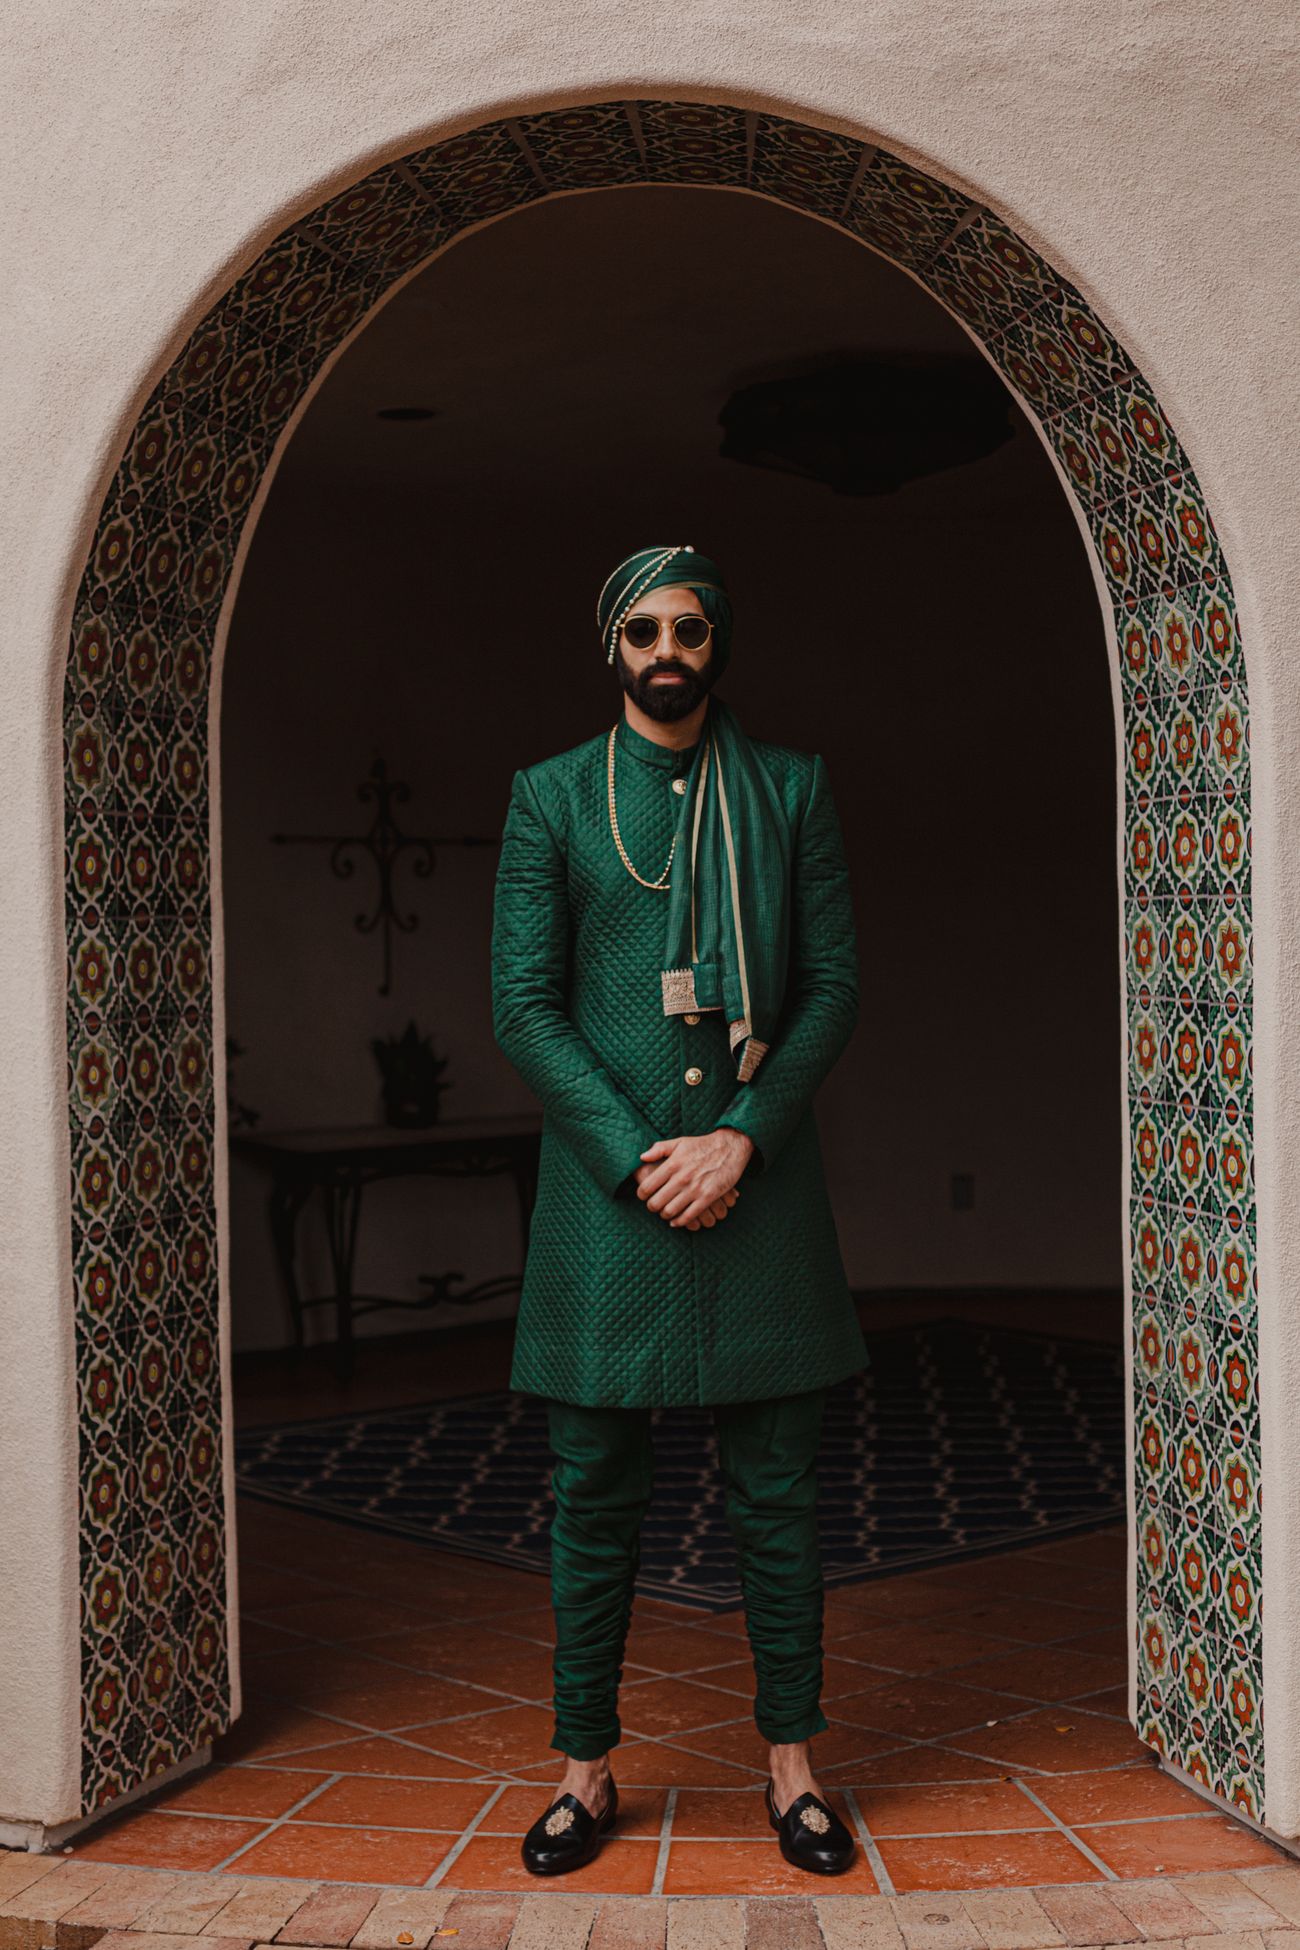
[220,183,1119,1353]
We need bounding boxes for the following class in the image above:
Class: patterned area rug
[234,1320,1124,1610]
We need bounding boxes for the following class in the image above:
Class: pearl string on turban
[595,544,734,678]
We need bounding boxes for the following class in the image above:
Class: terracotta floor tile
[395,1558,548,1600]
[489,1606,558,1642]
[1034,1762,1214,1825]
[621,1624,756,1674]
[822,1580,974,1625]
[826,1624,1013,1678]
[511,1739,759,1788]
[252,1594,432,1642]
[672,1655,754,1694]
[820,1626,905,1667]
[442,1833,658,1892]
[240,1566,335,1611]
[670,1785,848,1838]
[71,1811,266,1870]
[303,1776,498,1829]
[694,1649,899,1704]
[331,1563,541,1613]
[1056,1625,1130,1657]
[995,1540,1124,1579]
[242,1643,382,1685]
[618,1676,751,1737]
[856,1780,1047,1837]
[668,1787,768,1838]
[991,1552,1119,1589]
[834,1677,1022,1742]
[807,1721,916,1770]
[149,1762,330,1818]
[1077,1813,1286,1876]
[944,1706,1151,1773]
[237,1618,302,1657]
[651,1719,770,1771]
[299,1674,507,1729]
[681,1609,752,1641]
[236,1821,454,1883]
[633,1594,719,1621]
[213,1703,354,1761]
[1076,1685,1129,1717]
[363,1624,558,1686]
[657,1715,895,1776]
[486,1567,561,1599]
[956,1646,1126,1702]
[245,1650,499,1728]
[403,1702,560,1770]
[820,1746,1011,1788]
[662,1838,878,1895]
[1034,1525,1126,1564]
[819,1655,901,1697]
[878,1827,1105,1892]
[485,1784,668,1839]
[951,1596,1104,1643]
[282,1734,484,1778]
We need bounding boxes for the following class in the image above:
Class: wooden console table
[231,1112,542,1373]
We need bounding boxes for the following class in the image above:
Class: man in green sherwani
[491,545,866,1877]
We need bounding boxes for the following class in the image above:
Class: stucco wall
[2,0,1296,1830]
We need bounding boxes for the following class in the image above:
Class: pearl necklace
[607,725,677,890]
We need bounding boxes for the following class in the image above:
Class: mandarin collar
[615,713,700,773]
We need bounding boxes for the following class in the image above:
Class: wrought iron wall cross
[271,756,499,995]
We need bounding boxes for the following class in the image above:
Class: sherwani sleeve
[492,765,660,1200]
[716,752,859,1176]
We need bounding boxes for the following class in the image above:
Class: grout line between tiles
[649,1785,677,1896]
[422,1782,509,1887]
[1013,1776,1118,1880]
[124,1804,1222,1846]
[840,1786,895,1895]
[206,1771,344,1874]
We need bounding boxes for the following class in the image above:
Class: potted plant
[371,1020,452,1128]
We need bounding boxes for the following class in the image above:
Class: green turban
[596,544,733,679]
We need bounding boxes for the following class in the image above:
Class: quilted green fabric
[491,710,868,1407]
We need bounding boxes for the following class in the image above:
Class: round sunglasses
[621,612,713,652]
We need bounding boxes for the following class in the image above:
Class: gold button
[683,1012,701,1025]
[671,777,688,794]
[685,1066,703,1086]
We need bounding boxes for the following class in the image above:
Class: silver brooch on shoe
[799,1803,831,1833]
[544,1804,576,1836]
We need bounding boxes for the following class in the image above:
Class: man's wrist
[717,1124,755,1159]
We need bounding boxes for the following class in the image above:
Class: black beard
[615,646,715,722]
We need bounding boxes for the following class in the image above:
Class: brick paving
[5,1866,1300,1949]
[5,1501,1298,1948]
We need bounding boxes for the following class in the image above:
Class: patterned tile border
[62,99,1255,1820]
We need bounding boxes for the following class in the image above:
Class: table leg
[268,1176,312,1349]
[323,1171,365,1380]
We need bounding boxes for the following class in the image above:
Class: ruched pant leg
[544,1398,655,1759]
[713,1387,830,1744]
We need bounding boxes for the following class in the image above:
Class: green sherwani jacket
[490,708,868,1407]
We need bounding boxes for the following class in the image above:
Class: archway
[64,98,1255,1826]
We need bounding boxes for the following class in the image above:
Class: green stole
[660,693,792,1082]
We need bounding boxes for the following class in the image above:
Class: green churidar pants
[543,1388,830,1759]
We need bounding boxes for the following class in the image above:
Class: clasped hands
[633,1126,755,1229]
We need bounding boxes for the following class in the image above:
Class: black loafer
[765,1775,856,1874]
[521,1777,618,1875]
